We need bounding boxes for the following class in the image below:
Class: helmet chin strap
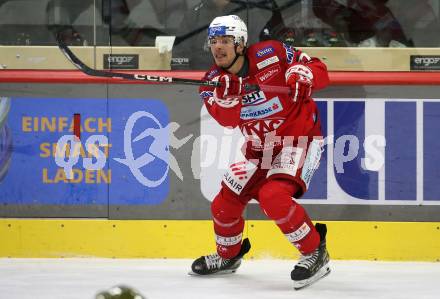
[222,44,243,71]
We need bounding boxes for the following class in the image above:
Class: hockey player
[191,15,330,290]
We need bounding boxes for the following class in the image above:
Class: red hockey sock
[258,179,320,254]
[211,187,246,259]
[279,204,320,254]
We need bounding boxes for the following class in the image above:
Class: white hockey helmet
[208,15,248,46]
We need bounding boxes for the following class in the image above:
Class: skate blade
[293,264,331,290]
[188,269,238,276]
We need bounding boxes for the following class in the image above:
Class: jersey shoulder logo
[206,68,220,80]
[283,43,295,64]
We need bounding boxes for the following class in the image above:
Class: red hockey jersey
[199,40,329,154]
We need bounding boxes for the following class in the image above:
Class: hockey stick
[57,35,291,94]
[57,35,219,87]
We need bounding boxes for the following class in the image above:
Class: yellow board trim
[1,219,439,261]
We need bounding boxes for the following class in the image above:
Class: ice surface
[1,259,439,299]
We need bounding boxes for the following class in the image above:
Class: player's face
[209,36,237,68]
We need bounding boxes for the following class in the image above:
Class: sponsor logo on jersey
[223,171,243,193]
[222,161,257,195]
[207,69,220,79]
[256,56,279,69]
[241,117,284,137]
[256,46,275,58]
[231,161,249,179]
[199,91,214,100]
[240,97,283,120]
[271,146,301,171]
[301,139,323,188]
[242,91,266,105]
[257,64,281,83]
[283,43,294,64]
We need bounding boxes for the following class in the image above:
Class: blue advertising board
[0,98,170,205]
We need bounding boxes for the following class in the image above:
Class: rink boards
[1,219,439,261]
[0,72,440,260]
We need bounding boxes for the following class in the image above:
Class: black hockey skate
[190,238,251,276]
[291,223,331,290]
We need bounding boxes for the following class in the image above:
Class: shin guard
[258,179,320,254]
[211,187,246,259]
